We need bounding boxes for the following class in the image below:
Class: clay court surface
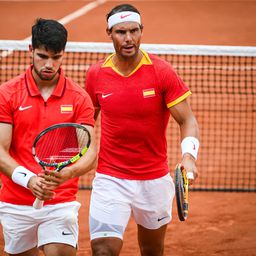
[0,0,256,255]
[2,190,256,256]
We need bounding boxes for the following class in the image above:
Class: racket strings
[35,126,89,164]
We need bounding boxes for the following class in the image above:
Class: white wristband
[181,136,199,160]
[186,172,194,180]
[12,166,36,188]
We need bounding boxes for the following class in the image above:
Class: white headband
[108,11,141,29]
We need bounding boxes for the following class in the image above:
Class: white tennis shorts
[89,172,175,240]
[0,201,80,254]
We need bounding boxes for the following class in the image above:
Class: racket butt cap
[33,199,44,209]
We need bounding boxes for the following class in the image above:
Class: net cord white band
[0,40,255,57]
[107,11,141,29]
[12,166,36,188]
[181,136,199,160]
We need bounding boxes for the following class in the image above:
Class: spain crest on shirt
[143,88,156,98]
[61,105,73,113]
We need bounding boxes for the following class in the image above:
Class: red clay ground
[0,0,256,255]
[76,190,256,256]
[0,0,256,46]
[1,190,256,256]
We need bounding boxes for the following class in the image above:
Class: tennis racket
[32,123,91,209]
[174,164,189,221]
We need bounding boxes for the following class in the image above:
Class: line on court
[23,0,107,40]
[0,0,107,58]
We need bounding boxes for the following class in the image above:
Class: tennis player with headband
[86,3,199,256]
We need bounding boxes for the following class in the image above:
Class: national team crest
[143,88,156,98]
[61,105,73,113]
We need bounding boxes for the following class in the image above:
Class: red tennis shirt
[86,50,191,180]
[0,66,94,205]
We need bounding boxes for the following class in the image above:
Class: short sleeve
[74,90,95,127]
[85,65,100,108]
[158,62,191,108]
[0,85,13,124]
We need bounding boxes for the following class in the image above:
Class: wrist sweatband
[181,136,199,160]
[12,166,36,188]
[186,172,194,180]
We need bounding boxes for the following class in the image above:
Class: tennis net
[0,40,255,192]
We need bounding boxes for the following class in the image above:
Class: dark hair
[32,18,67,53]
[106,4,141,21]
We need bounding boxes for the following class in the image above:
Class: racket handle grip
[33,198,44,209]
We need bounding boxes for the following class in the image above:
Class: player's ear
[29,44,33,52]
[140,24,144,34]
[29,44,34,57]
[106,28,112,38]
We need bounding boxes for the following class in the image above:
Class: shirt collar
[25,65,66,97]
[102,49,152,77]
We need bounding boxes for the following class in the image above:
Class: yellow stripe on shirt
[167,91,192,108]
[102,50,152,77]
